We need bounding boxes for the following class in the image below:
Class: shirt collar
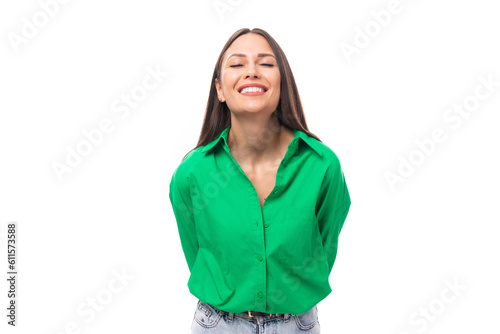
[201,124,323,157]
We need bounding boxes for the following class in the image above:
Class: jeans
[191,299,321,333]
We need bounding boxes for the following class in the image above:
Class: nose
[244,62,260,79]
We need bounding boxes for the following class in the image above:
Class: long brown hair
[182,27,322,161]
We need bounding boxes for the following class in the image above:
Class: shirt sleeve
[169,163,199,273]
[316,155,351,275]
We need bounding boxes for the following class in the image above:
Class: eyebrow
[227,53,276,60]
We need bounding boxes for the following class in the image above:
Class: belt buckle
[248,310,262,317]
[247,310,279,318]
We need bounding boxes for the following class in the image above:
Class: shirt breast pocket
[277,205,326,268]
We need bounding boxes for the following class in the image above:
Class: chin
[241,106,272,113]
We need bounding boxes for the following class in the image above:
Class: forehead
[224,34,275,61]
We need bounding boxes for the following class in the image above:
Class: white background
[1,0,499,333]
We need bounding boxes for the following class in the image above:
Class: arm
[169,164,199,273]
[316,154,351,275]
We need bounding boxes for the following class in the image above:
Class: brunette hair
[182,27,321,161]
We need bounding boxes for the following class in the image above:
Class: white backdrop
[1,0,499,333]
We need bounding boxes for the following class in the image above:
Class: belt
[200,300,289,319]
[246,310,284,318]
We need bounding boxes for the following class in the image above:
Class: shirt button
[257,255,263,261]
[273,190,279,195]
[263,222,269,228]
[258,292,264,298]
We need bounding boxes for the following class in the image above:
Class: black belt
[245,310,285,318]
[203,301,288,318]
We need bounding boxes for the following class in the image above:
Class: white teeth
[240,87,265,94]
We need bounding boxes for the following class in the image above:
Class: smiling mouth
[239,87,267,95]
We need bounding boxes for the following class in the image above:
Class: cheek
[222,73,239,92]
[272,78,281,97]
[272,74,280,94]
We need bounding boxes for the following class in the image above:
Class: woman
[169,27,351,333]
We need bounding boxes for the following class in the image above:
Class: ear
[215,78,225,102]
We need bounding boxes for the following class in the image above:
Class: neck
[227,113,285,164]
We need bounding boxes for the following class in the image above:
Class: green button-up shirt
[169,124,351,314]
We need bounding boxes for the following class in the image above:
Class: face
[215,33,281,115]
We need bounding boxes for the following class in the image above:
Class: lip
[237,83,268,93]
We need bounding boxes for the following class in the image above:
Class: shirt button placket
[254,192,266,309]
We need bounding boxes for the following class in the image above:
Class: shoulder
[306,135,343,171]
[170,146,205,186]
[310,139,349,196]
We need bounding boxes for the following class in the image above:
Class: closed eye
[229,64,275,68]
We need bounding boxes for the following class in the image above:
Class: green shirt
[169,124,351,314]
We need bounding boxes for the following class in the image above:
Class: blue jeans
[191,299,321,333]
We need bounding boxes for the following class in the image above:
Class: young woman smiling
[169,27,351,333]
